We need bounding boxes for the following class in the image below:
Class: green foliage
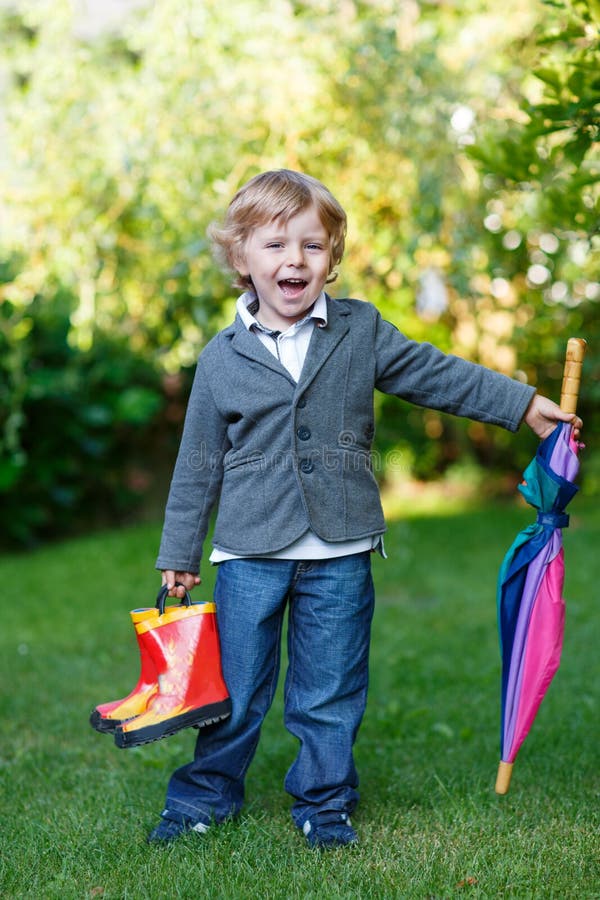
[467,0,599,425]
[470,1,599,220]
[0,0,598,545]
[1,503,599,896]
[0,279,168,545]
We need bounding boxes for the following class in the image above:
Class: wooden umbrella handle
[560,338,587,414]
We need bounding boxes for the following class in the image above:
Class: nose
[286,243,305,267]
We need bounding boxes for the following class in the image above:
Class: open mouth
[279,278,308,297]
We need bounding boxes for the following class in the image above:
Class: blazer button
[297,396,307,408]
[300,459,314,474]
[297,426,311,441]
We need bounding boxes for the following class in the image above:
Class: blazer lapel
[296,297,351,394]
[227,316,296,384]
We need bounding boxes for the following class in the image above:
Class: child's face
[237,205,331,331]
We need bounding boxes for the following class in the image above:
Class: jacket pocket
[222,450,267,472]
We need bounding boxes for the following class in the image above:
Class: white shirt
[209,292,381,563]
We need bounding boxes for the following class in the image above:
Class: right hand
[523,394,583,441]
[161,570,201,599]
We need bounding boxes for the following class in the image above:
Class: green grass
[1,496,599,899]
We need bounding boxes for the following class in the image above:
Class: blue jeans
[163,552,375,830]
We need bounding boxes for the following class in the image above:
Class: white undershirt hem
[210,532,383,564]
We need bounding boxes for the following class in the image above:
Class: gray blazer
[156,297,535,573]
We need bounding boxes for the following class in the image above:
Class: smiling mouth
[279,278,308,296]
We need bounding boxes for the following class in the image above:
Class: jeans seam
[285,595,296,714]
[168,799,214,823]
[234,602,285,782]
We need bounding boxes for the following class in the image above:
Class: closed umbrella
[495,338,586,794]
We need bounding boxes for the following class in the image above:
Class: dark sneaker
[147,808,211,845]
[302,810,358,849]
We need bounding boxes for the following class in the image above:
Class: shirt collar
[236,291,328,335]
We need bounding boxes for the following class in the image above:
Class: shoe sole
[114,699,232,748]
[309,835,359,850]
[89,709,125,733]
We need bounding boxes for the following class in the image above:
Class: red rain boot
[114,599,231,748]
[90,607,160,733]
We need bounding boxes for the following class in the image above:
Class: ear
[232,244,249,277]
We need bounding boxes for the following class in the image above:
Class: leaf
[114,387,163,424]
[0,458,22,490]
[567,68,586,97]
[536,103,569,121]
[563,134,593,166]
[534,67,563,91]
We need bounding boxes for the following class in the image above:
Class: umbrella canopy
[495,338,585,795]
[495,423,580,792]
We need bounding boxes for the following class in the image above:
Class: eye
[265,242,284,249]
[306,242,325,251]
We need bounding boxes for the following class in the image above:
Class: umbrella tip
[495,761,513,795]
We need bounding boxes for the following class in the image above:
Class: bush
[0,285,179,546]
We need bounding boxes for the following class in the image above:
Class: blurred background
[0,0,598,547]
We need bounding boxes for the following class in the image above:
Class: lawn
[1,495,599,899]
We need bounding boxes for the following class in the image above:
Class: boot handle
[155,583,193,615]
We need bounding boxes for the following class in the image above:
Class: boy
[150,169,580,848]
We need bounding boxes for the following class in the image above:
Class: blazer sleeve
[155,356,229,574]
[372,310,535,431]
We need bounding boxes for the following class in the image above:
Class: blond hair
[208,169,347,291]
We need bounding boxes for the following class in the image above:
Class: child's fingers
[174,572,201,596]
[161,569,176,589]
[160,571,200,598]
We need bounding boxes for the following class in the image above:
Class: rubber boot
[89,607,160,733]
[114,601,231,748]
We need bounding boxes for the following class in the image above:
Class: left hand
[523,394,583,440]
[161,570,201,600]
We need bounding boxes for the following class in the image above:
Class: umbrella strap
[537,512,570,529]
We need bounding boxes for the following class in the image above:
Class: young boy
[150,169,581,849]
